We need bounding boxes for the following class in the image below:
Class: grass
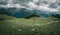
[0,14,60,35]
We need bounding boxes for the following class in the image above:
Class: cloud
[0,0,60,18]
[26,2,37,9]
[0,0,60,13]
[26,0,59,12]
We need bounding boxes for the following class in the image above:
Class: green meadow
[0,14,60,35]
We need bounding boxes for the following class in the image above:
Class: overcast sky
[0,0,60,14]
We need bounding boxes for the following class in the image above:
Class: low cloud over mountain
[0,0,60,18]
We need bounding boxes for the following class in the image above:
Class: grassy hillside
[0,14,60,35]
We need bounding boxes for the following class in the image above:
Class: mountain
[0,7,60,18]
[0,8,33,18]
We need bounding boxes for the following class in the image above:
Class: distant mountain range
[0,7,60,18]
